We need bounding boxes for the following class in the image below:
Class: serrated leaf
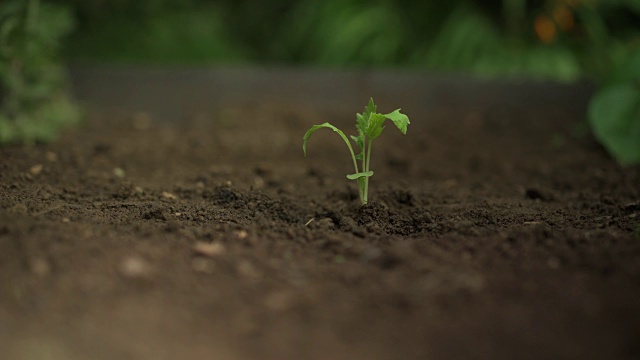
[346,171,374,180]
[367,113,387,140]
[350,134,363,149]
[356,98,377,137]
[365,98,377,117]
[383,109,410,135]
[355,112,367,137]
[350,134,364,159]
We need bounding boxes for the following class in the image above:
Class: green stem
[355,137,365,205]
[347,137,364,204]
[362,139,373,205]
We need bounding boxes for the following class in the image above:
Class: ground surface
[1,68,639,360]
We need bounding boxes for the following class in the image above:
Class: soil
[1,68,639,360]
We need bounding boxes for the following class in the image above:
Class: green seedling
[303,98,410,205]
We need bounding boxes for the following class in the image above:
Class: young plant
[303,98,410,205]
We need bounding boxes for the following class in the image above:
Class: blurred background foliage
[57,0,639,81]
[1,0,639,163]
[0,0,81,144]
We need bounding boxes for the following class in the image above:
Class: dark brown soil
[1,68,639,360]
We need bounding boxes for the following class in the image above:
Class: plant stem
[360,139,372,205]
[356,137,365,205]
[364,140,373,204]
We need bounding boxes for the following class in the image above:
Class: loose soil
[1,69,639,360]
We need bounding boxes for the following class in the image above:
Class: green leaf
[383,109,410,135]
[346,171,374,180]
[367,113,387,140]
[303,122,349,157]
[365,97,377,117]
[355,98,376,136]
[588,84,640,165]
[355,112,368,138]
[350,134,364,159]
[350,134,361,148]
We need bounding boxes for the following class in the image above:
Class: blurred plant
[561,0,640,165]
[67,3,248,64]
[409,0,639,163]
[0,0,81,144]
[586,37,640,164]
[60,0,413,66]
[279,0,408,65]
[29,0,640,162]
[416,2,582,81]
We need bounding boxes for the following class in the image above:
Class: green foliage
[417,4,582,81]
[24,0,640,164]
[67,5,247,64]
[579,1,640,165]
[0,0,81,144]
[55,0,640,83]
[280,0,407,65]
[588,49,640,165]
[303,98,410,205]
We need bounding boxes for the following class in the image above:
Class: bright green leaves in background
[303,98,410,205]
[0,0,80,144]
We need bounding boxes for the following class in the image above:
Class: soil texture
[1,70,639,360]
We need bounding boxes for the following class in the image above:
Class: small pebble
[161,191,177,200]
[30,164,43,176]
[113,167,126,178]
[192,241,226,257]
[119,256,152,278]
[45,151,58,162]
[233,230,248,240]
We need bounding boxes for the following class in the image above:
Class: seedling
[303,98,410,205]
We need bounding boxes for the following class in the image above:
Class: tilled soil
[1,70,639,360]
